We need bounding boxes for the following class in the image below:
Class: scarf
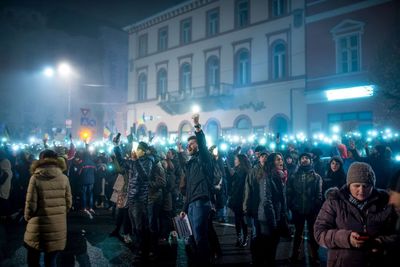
[299,164,313,173]
[348,194,369,211]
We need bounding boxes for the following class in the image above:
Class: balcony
[158,83,234,114]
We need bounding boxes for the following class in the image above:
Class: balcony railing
[161,83,233,102]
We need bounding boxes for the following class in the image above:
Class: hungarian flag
[103,127,111,139]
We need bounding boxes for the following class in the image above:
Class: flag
[103,127,111,139]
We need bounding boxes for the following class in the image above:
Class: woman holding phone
[314,162,399,267]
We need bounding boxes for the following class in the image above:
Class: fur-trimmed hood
[30,157,67,176]
[324,185,389,203]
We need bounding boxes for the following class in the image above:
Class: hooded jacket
[24,157,72,252]
[314,186,399,267]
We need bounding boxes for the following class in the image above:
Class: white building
[124,0,306,143]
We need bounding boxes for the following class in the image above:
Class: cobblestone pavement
[0,210,326,267]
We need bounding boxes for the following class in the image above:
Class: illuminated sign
[326,85,374,101]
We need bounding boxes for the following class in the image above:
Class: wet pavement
[0,210,326,266]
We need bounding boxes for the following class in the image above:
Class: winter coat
[179,130,214,213]
[79,157,96,185]
[258,171,287,236]
[24,158,72,252]
[323,169,346,196]
[243,164,262,218]
[148,158,166,205]
[227,167,247,211]
[162,165,175,212]
[114,146,153,205]
[287,166,323,215]
[314,186,399,267]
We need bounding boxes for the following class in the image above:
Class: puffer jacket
[314,186,399,267]
[114,146,153,205]
[24,158,72,252]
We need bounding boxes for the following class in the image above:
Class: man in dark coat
[287,153,323,264]
[179,114,215,266]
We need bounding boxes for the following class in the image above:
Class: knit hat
[299,152,312,161]
[346,162,376,186]
[137,141,149,152]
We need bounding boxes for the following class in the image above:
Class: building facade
[305,0,399,134]
[124,0,306,143]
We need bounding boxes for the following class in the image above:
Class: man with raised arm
[179,113,214,266]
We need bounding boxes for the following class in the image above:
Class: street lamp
[43,62,74,133]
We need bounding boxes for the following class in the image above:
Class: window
[158,27,168,51]
[337,34,360,73]
[236,0,249,28]
[138,73,147,101]
[180,63,191,93]
[206,56,220,95]
[206,9,219,36]
[269,114,289,135]
[138,34,148,57]
[293,9,303,28]
[272,0,286,17]
[156,123,168,138]
[180,18,192,44]
[272,42,287,79]
[234,115,252,136]
[157,68,168,100]
[180,122,192,141]
[235,49,250,86]
[331,20,364,74]
[205,120,220,143]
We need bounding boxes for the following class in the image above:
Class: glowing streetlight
[191,104,201,113]
[332,125,340,134]
[58,63,72,77]
[44,62,75,132]
[43,67,54,77]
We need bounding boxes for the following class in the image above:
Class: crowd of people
[1,115,400,267]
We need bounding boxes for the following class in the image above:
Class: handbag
[116,192,127,208]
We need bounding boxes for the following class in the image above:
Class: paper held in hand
[173,214,192,239]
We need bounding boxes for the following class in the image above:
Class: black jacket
[180,130,214,212]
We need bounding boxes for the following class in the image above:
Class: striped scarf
[348,194,368,211]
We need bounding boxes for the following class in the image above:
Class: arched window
[156,123,168,139]
[234,115,252,136]
[180,63,191,93]
[137,125,147,139]
[235,49,250,87]
[205,120,220,144]
[157,69,167,100]
[206,56,220,95]
[272,42,287,79]
[179,121,192,141]
[138,73,147,101]
[269,114,289,135]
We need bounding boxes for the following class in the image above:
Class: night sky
[0,0,186,35]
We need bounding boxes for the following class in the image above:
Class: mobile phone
[356,234,369,241]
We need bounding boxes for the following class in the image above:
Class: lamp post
[43,62,74,133]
